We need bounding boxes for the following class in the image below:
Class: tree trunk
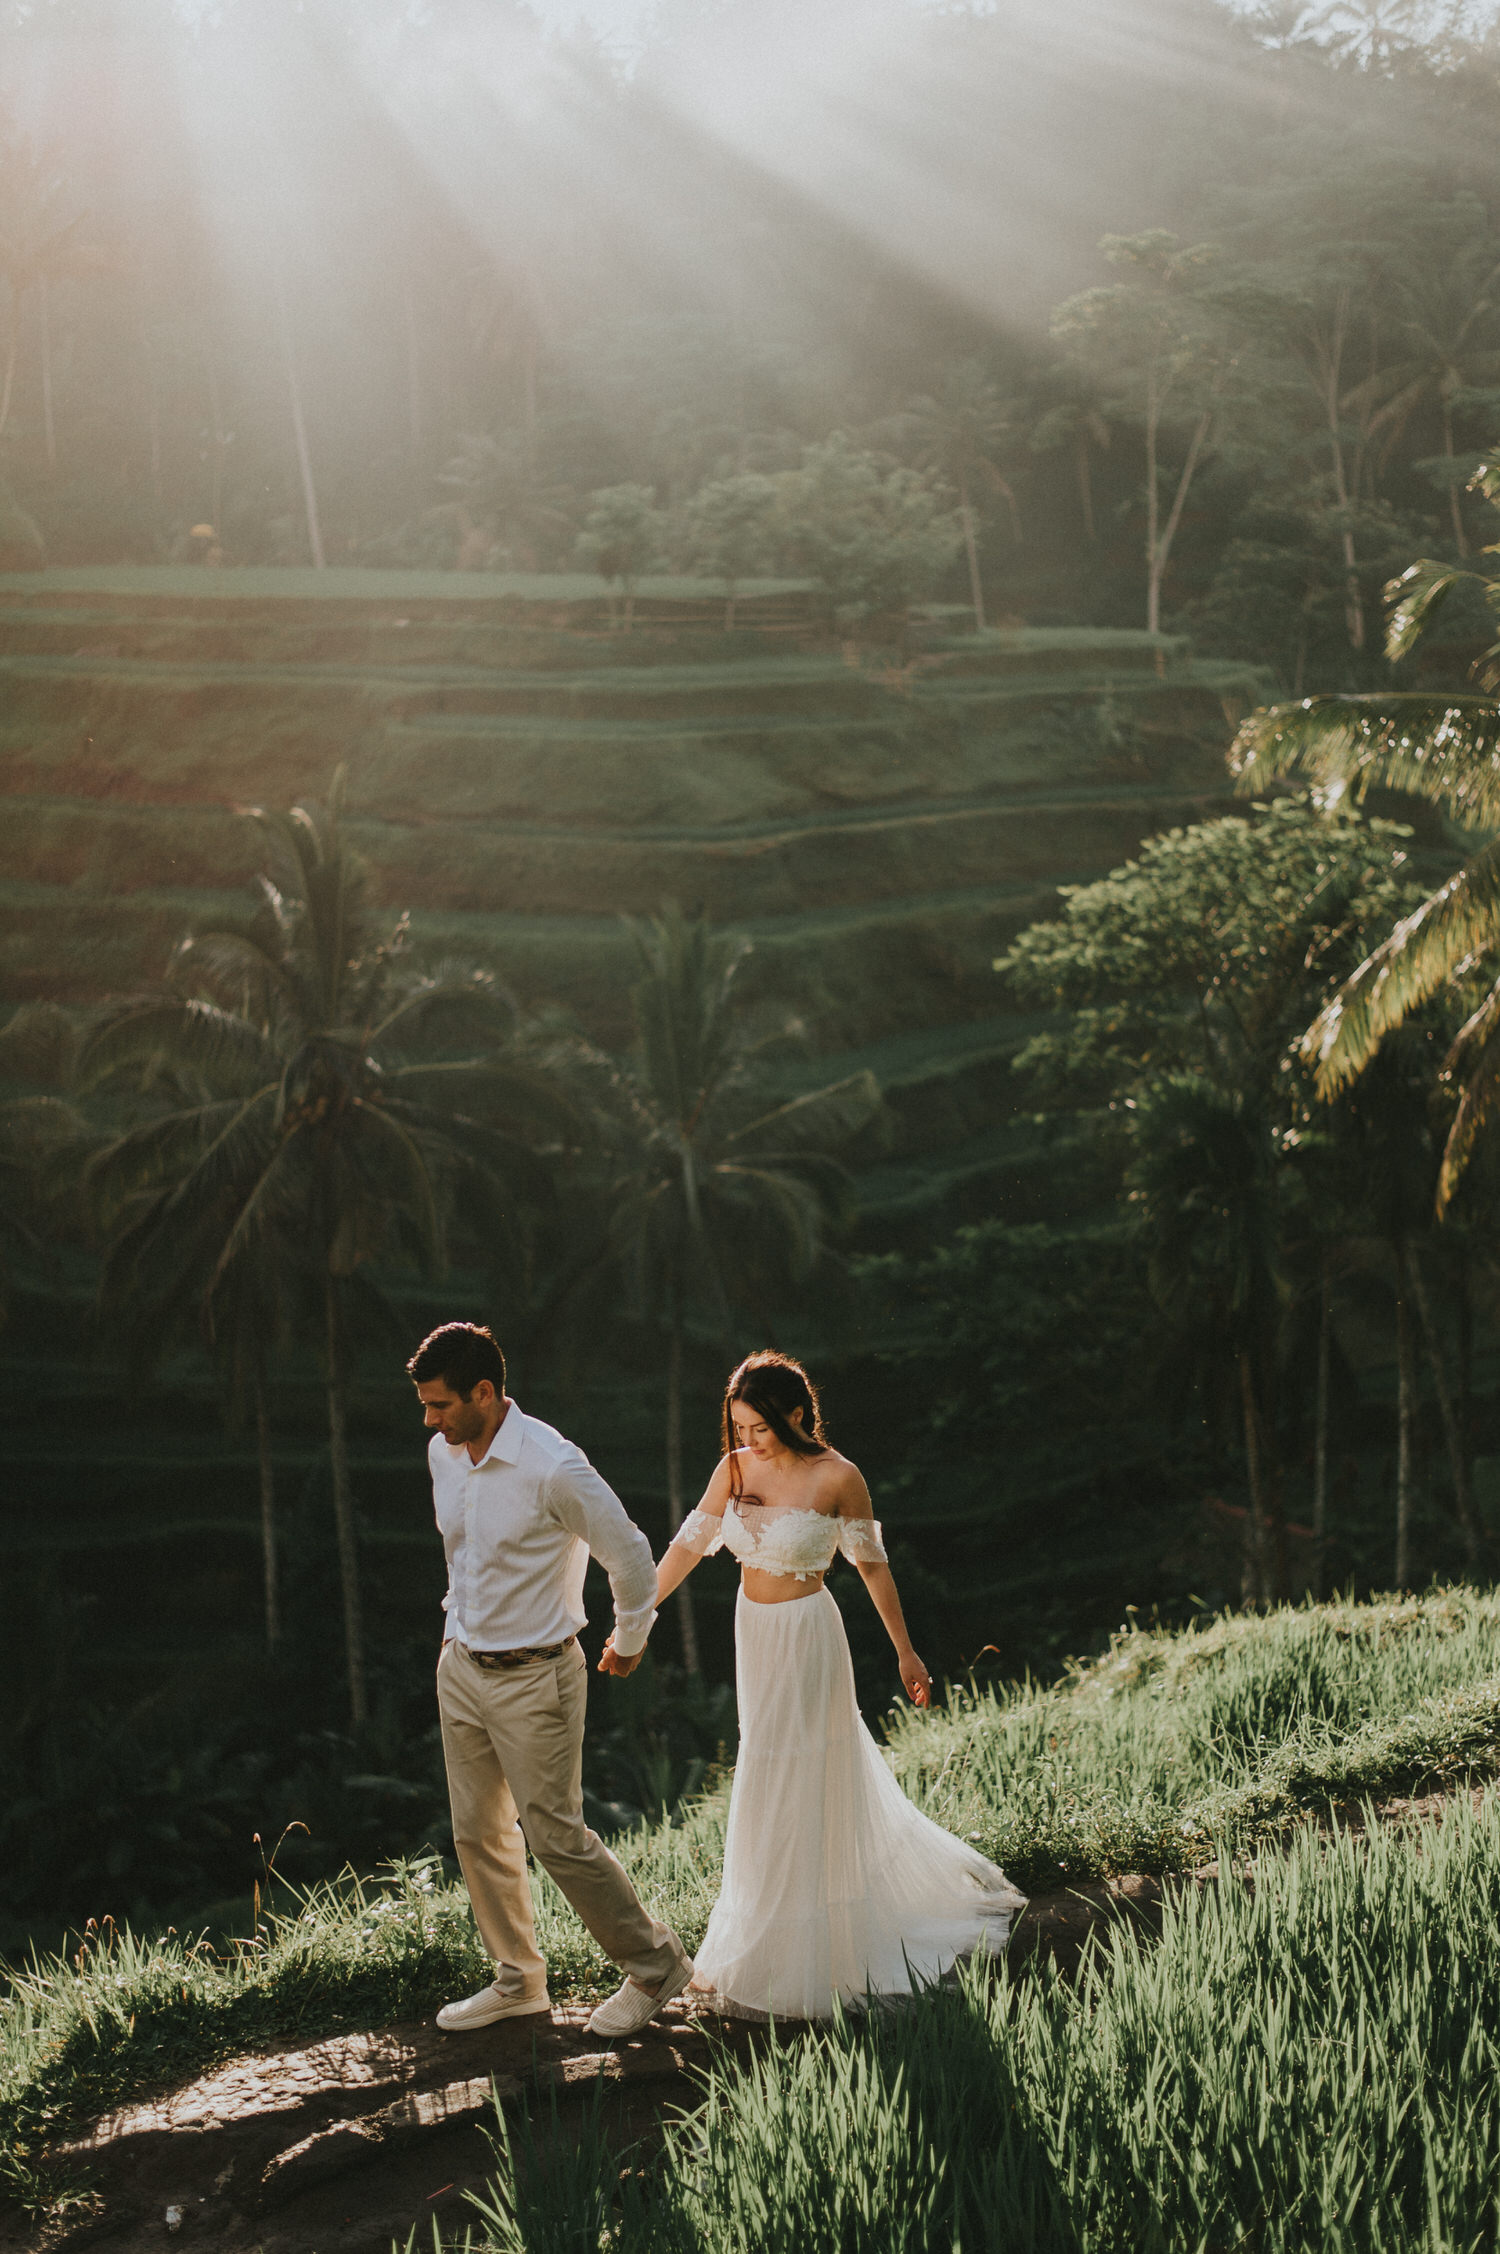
[1442,397,1467,558]
[204,350,225,536]
[665,1307,702,1676]
[1145,366,1162,636]
[1312,1257,1331,1601]
[1394,1249,1416,1589]
[1149,403,1212,650]
[140,314,162,502]
[325,1274,367,1725]
[0,299,20,438]
[255,1364,280,1650]
[1076,434,1096,544]
[274,255,326,570]
[39,277,54,470]
[401,267,423,458]
[1321,293,1365,650]
[960,474,986,635]
[1238,1348,1269,1607]
[1406,1245,1482,1568]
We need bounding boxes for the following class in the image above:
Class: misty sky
[525,0,1500,52]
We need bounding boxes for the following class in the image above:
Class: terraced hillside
[0,568,1261,1235]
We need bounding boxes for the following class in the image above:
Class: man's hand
[597,1633,644,1677]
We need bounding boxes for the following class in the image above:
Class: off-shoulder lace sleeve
[838,1517,888,1565]
[670,1507,725,1558]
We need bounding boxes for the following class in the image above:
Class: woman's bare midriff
[741,1567,827,1605]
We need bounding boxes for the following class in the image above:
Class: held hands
[598,1632,644,1678]
[900,1648,931,1708]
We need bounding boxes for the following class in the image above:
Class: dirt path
[10,2000,753,2254]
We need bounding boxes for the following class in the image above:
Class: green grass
[7,1589,1500,2225]
[454,1795,1500,2253]
[889,1588,1500,1890]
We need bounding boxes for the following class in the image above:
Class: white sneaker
[436,1980,551,2032]
[585,1954,695,2039]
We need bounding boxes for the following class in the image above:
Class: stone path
[11,1999,787,2254]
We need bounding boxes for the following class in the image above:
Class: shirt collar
[472,1400,527,1470]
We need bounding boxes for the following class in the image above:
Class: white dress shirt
[430,1402,658,1657]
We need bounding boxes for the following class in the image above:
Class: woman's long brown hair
[722,1350,827,1496]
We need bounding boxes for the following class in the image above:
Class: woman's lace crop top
[669,1502,888,1580]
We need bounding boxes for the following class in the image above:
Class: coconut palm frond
[1445,966,1500,1075]
[724,1070,885,1156]
[172,926,304,1021]
[349,1099,445,1273]
[1230,694,1500,824]
[367,962,519,1053]
[83,1095,269,1223]
[626,905,751,1124]
[78,998,280,1097]
[1385,559,1489,662]
[709,1161,827,1277]
[1438,1038,1500,1214]
[1303,838,1500,1095]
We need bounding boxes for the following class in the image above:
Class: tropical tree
[78,776,559,1724]
[437,432,576,569]
[1000,799,1418,1599]
[1229,467,1500,1213]
[1346,212,1500,558]
[1297,0,1431,69]
[774,435,962,631]
[1052,232,1244,636]
[899,360,1021,633]
[682,472,778,629]
[596,906,883,1672]
[1029,382,1111,547]
[576,483,664,631]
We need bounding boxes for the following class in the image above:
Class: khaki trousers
[437,1638,681,1993]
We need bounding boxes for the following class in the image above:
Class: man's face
[417,1376,495,1447]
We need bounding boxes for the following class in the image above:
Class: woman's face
[731,1399,804,1460]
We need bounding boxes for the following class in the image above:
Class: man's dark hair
[407,1322,507,1398]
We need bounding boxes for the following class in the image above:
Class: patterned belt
[460,1636,575,1671]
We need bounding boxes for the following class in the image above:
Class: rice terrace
[9,2,1500,2250]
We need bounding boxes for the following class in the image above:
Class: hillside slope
[0,569,1260,1235]
[6,1590,1500,2254]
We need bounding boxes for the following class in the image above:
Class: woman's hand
[900,1648,931,1708]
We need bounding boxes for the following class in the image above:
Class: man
[408,1321,694,2040]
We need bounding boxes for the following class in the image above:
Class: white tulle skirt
[691,1586,1025,2020]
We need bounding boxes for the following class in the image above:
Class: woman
[607,1350,1024,2020]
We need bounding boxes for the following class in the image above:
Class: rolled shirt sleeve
[546,1457,659,1657]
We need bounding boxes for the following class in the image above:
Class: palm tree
[1229,482,1500,1214]
[901,360,1020,634]
[436,433,576,570]
[595,906,882,1672]
[1298,0,1428,69]
[1126,1076,1291,1604]
[1344,243,1500,558]
[1029,387,1111,546]
[79,774,559,1724]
